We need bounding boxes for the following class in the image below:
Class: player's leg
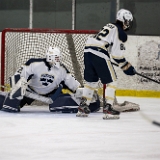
[92,55,120,119]
[103,81,120,119]
[76,52,99,117]
[76,82,99,117]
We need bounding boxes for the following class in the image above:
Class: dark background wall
[0,0,160,35]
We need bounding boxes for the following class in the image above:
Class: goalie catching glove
[9,74,28,100]
[121,61,135,76]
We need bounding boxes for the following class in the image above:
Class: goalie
[0,46,100,113]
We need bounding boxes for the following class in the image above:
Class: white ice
[0,97,160,160]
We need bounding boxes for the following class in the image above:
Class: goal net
[1,28,104,104]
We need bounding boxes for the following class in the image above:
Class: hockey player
[76,9,137,119]
[0,46,100,113]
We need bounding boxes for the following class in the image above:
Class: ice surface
[0,97,160,160]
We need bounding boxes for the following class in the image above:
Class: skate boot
[103,103,120,120]
[76,98,90,117]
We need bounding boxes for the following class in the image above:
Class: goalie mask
[116,9,133,31]
[46,46,61,68]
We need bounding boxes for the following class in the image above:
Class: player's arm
[9,74,28,99]
[60,64,81,92]
[64,73,81,92]
[9,61,34,99]
[111,30,135,76]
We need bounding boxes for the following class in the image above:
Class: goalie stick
[111,62,160,84]
[25,91,53,104]
[0,85,53,104]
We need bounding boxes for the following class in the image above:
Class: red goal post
[1,28,100,91]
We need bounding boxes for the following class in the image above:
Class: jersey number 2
[94,28,109,40]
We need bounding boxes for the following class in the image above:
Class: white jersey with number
[84,23,127,65]
[15,58,80,95]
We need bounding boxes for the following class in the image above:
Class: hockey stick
[111,62,160,84]
[140,111,160,127]
[134,71,160,84]
[0,85,53,104]
[25,91,53,104]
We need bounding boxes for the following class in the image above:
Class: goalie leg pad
[1,94,21,113]
[113,101,140,112]
[0,94,5,110]
[49,94,100,113]
[49,94,78,113]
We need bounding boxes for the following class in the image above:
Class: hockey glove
[10,75,28,100]
[121,62,135,76]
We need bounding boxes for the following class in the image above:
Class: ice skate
[76,98,90,117]
[103,103,120,120]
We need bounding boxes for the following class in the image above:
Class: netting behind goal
[1,28,99,90]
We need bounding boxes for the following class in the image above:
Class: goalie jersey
[15,58,80,95]
[84,23,128,66]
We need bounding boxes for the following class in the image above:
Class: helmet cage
[46,47,61,68]
[123,16,133,30]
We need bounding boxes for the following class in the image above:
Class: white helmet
[46,46,61,68]
[116,9,133,30]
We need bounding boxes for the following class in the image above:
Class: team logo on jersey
[40,74,54,86]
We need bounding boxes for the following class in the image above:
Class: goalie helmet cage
[1,28,103,91]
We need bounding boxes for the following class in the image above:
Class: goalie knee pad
[1,94,21,113]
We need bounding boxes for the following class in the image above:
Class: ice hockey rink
[0,96,160,160]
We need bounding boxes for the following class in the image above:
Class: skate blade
[76,114,88,117]
[103,114,120,120]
